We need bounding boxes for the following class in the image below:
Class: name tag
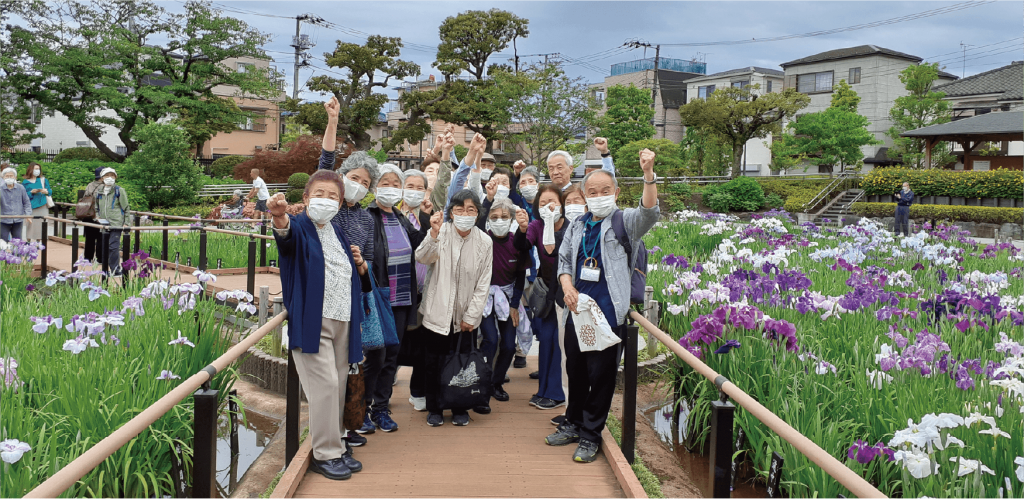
[581,267,601,282]
[98,219,110,225]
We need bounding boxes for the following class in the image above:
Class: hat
[481,153,496,163]
[99,167,117,178]
[94,167,103,180]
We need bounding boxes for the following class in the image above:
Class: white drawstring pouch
[571,293,621,352]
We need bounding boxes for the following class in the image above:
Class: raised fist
[516,206,529,232]
[445,123,455,136]
[267,193,288,218]
[429,211,442,237]
[420,197,434,214]
[512,160,526,175]
[324,96,340,120]
[594,137,609,154]
[470,133,486,152]
[485,178,497,201]
[639,148,656,174]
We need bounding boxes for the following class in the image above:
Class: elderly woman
[894,181,914,236]
[362,162,431,432]
[1,166,32,242]
[94,168,131,274]
[416,189,493,427]
[517,166,541,219]
[21,162,51,243]
[269,169,369,481]
[397,168,435,411]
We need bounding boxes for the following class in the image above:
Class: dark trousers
[0,222,23,242]
[535,313,565,401]
[83,223,100,262]
[364,304,411,411]
[101,229,123,273]
[481,313,517,387]
[422,328,473,416]
[895,206,911,236]
[564,317,622,443]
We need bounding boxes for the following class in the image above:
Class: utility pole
[291,15,313,100]
[959,41,973,78]
[650,44,661,111]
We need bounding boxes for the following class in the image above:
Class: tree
[503,61,597,166]
[400,9,530,153]
[595,84,655,156]
[4,0,281,162]
[120,123,201,207]
[679,126,734,177]
[614,139,683,177]
[886,63,955,168]
[172,96,245,157]
[304,35,421,152]
[678,84,809,177]
[775,80,879,175]
[0,95,44,159]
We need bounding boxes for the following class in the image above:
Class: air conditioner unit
[255,146,263,150]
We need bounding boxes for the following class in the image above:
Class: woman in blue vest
[268,169,369,481]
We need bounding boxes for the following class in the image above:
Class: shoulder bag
[438,328,492,410]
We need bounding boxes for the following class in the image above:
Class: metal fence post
[247,236,257,297]
[622,323,638,464]
[60,207,67,239]
[710,382,736,498]
[192,383,219,499]
[162,218,169,261]
[198,228,208,271]
[133,215,140,254]
[260,223,267,267]
[71,224,80,267]
[121,230,131,274]
[229,389,239,455]
[40,217,48,274]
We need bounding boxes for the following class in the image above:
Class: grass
[138,230,278,269]
[606,413,665,498]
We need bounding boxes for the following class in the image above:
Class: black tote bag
[438,328,493,410]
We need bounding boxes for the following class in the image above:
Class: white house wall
[36,108,126,152]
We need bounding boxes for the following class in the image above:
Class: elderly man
[546,137,616,191]
[546,148,659,463]
[1,166,32,242]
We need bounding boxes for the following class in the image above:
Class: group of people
[270,96,660,480]
[1,162,51,243]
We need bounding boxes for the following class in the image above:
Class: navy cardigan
[275,212,366,362]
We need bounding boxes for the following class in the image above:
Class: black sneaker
[513,356,527,368]
[504,375,511,383]
[529,370,540,380]
[341,449,362,473]
[309,457,352,480]
[472,404,491,415]
[452,412,470,426]
[529,395,541,407]
[545,423,580,446]
[536,398,566,410]
[426,412,444,427]
[342,432,366,447]
[550,414,567,426]
[573,438,600,463]
[493,385,510,402]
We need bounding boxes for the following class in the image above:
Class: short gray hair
[519,166,540,183]
[1,167,17,177]
[488,198,516,218]
[338,151,381,189]
[582,169,617,190]
[233,189,243,197]
[376,163,405,187]
[404,169,429,189]
[546,150,573,167]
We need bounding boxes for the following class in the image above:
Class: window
[973,160,991,171]
[465,130,474,143]
[797,71,834,93]
[698,85,716,99]
[237,62,254,73]
[849,67,861,84]
[115,146,127,156]
[239,117,253,131]
[76,141,89,147]
[31,104,42,124]
[381,129,390,138]
[766,80,773,93]
[731,80,749,88]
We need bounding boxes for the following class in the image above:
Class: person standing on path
[1,166,32,242]
[81,167,104,264]
[894,182,914,236]
[21,162,51,244]
[94,168,131,275]
[248,168,271,220]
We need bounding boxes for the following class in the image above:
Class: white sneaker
[409,396,427,412]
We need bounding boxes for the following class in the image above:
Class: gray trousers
[895,206,911,236]
[292,318,351,461]
[102,229,123,273]
[0,222,24,242]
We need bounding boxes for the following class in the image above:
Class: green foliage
[121,123,201,208]
[861,167,1023,199]
[775,81,879,173]
[453,145,468,161]
[757,179,831,200]
[279,120,311,150]
[614,139,684,177]
[662,182,693,212]
[783,188,819,213]
[172,96,251,153]
[366,149,389,164]
[433,9,529,79]
[830,79,862,112]
[707,191,735,213]
[200,176,248,186]
[287,172,311,189]
[0,95,44,157]
[765,192,785,209]
[285,188,304,203]
[52,147,110,164]
[7,150,45,166]
[605,414,665,498]
[596,84,655,156]
[850,202,1023,224]
[42,160,114,203]
[210,155,251,178]
[704,176,766,212]
[679,84,810,176]
[886,63,955,168]
[679,126,733,177]
[156,204,218,219]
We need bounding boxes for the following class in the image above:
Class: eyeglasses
[452,206,478,216]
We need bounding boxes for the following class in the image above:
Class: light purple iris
[0,439,31,464]
[79,281,111,302]
[30,315,63,334]
[62,335,99,354]
[0,358,20,389]
[156,370,181,380]
[122,297,145,317]
[45,270,69,287]
[169,331,196,348]
[192,270,217,283]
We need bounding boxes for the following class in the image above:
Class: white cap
[100,167,117,178]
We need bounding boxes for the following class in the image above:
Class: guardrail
[801,173,861,212]
[623,308,885,498]
[198,183,288,198]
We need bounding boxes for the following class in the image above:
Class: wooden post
[258,286,269,328]
[643,286,657,358]
[924,137,935,169]
[272,297,284,358]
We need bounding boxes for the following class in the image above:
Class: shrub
[782,188,819,213]
[850,202,1023,224]
[614,139,685,177]
[707,192,735,213]
[158,205,217,219]
[200,176,248,186]
[52,147,111,164]
[7,151,45,165]
[285,188,304,203]
[209,155,250,178]
[861,167,1023,199]
[765,193,784,209]
[288,172,311,189]
[121,123,202,208]
[234,135,320,183]
[43,160,118,203]
[661,182,692,212]
[757,179,831,200]
[707,176,766,211]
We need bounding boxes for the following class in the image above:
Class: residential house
[780,44,958,171]
[932,61,1022,170]
[683,66,786,176]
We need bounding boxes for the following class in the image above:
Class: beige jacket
[415,223,493,335]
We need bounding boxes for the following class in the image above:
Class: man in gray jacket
[546,149,659,463]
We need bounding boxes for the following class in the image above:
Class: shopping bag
[361,264,399,352]
[571,293,621,352]
[438,329,492,410]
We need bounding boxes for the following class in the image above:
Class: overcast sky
[127,1,1024,105]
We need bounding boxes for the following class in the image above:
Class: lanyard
[581,221,601,264]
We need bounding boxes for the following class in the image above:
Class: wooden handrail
[628,310,886,498]
[25,312,288,499]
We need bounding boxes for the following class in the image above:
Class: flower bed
[641,210,1023,497]
[137,229,280,269]
[850,202,1023,225]
[0,242,252,497]
[862,168,1024,200]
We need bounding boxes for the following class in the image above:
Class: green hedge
[850,202,1023,224]
[703,177,766,212]
[210,155,250,178]
[757,179,831,199]
[52,147,111,164]
[201,176,248,186]
[288,172,310,189]
[782,188,819,213]
[862,167,1023,199]
[44,160,119,203]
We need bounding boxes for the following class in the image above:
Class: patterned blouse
[274,219,352,322]
[382,211,413,307]
[332,203,375,262]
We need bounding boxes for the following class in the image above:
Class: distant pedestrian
[94,168,131,275]
[81,168,104,264]
[1,166,32,242]
[21,162,52,244]
[248,168,270,219]
[894,182,914,236]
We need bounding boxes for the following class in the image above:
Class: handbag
[571,293,622,352]
[343,363,366,431]
[438,328,493,410]
[360,263,399,352]
[527,272,554,319]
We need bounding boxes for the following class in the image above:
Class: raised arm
[321,96,340,158]
[594,137,616,176]
[639,148,657,210]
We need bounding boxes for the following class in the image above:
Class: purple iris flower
[954,365,975,390]
[847,440,880,465]
[714,340,742,354]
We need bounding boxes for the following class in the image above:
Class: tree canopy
[595,84,656,156]
[885,63,955,168]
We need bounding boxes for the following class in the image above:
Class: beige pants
[292,318,350,461]
[556,305,569,406]
[28,206,48,241]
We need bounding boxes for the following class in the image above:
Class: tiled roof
[933,61,1023,101]
[900,110,1023,137]
[781,45,922,67]
[706,66,785,78]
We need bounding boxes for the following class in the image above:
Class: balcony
[239,123,267,132]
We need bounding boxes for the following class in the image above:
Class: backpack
[610,210,648,305]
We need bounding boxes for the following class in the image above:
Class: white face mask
[103,177,116,186]
[540,204,561,221]
[564,204,587,222]
[343,177,368,204]
[3,178,15,186]
[494,185,510,202]
[403,190,425,208]
[480,169,493,181]
[375,187,403,208]
[306,197,340,224]
[453,215,477,232]
[488,218,511,237]
[587,195,617,218]
[520,184,538,202]
[33,169,40,177]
